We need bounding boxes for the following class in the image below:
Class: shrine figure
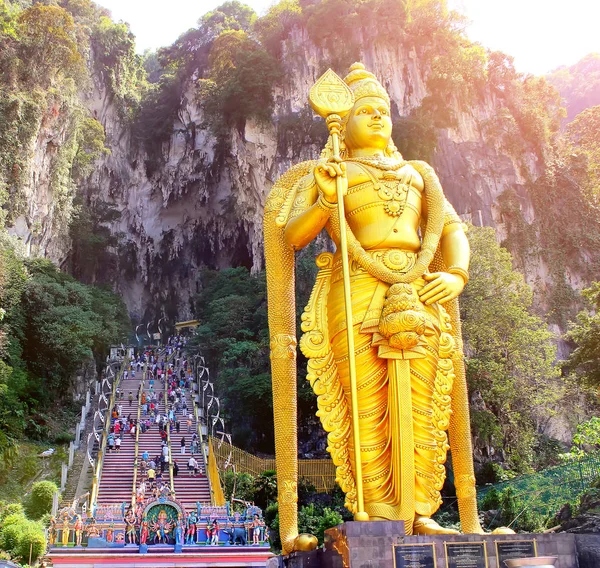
[124,508,137,544]
[48,516,57,545]
[252,514,262,545]
[186,512,197,544]
[74,515,84,546]
[210,519,220,545]
[140,518,149,545]
[152,509,172,544]
[85,519,100,539]
[175,515,184,546]
[61,516,70,546]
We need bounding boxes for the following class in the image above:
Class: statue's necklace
[350,160,410,218]
[346,156,406,171]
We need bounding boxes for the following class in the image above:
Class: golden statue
[264,63,485,554]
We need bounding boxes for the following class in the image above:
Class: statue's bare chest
[344,165,422,221]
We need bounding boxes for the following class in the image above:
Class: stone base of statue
[267,522,591,568]
[269,521,406,568]
[174,542,183,553]
[139,543,148,554]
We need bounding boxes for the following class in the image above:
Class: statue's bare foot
[413,516,460,535]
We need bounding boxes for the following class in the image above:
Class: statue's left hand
[419,272,465,305]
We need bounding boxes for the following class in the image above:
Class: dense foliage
[23,480,59,520]
[0,236,130,462]
[222,469,345,550]
[461,226,564,474]
[0,0,142,227]
[564,282,600,388]
[547,53,600,121]
[0,501,46,565]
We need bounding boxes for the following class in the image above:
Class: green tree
[0,509,46,564]
[200,1,257,39]
[91,16,147,113]
[566,105,600,202]
[461,226,561,472]
[252,470,277,509]
[196,29,281,136]
[564,282,600,388]
[17,4,83,87]
[191,267,273,450]
[222,470,255,503]
[72,117,109,182]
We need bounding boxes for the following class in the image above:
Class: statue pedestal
[321,521,406,568]
[269,524,586,568]
[139,544,148,554]
[270,521,406,568]
[174,543,183,553]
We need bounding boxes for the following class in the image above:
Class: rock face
[6,89,80,263]
[8,25,548,323]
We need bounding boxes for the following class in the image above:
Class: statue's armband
[288,174,319,222]
[441,198,465,237]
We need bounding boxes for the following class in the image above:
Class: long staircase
[96,376,144,505]
[96,355,211,513]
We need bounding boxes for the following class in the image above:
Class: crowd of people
[107,335,208,507]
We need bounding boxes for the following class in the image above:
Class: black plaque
[495,540,537,567]
[444,541,488,568]
[393,543,436,568]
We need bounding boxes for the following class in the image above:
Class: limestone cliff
[6,10,594,331]
[62,27,550,325]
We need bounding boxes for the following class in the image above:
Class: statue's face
[344,96,392,153]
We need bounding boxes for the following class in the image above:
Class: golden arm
[419,224,470,306]
[440,224,470,275]
[284,179,331,250]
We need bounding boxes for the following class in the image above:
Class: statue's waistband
[332,249,418,280]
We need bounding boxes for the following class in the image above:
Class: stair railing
[192,392,214,503]
[131,362,147,508]
[90,354,130,511]
[164,351,176,497]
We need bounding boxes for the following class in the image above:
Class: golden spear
[309,69,368,521]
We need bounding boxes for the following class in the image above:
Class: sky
[94,0,600,75]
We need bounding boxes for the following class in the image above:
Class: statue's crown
[344,62,390,106]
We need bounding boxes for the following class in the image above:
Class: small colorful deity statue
[175,515,184,546]
[74,515,84,546]
[210,519,220,546]
[140,518,149,545]
[124,508,137,544]
[152,509,172,544]
[252,514,262,545]
[186,512,197,545]
[85,519,100,539]
[105,523,114,543]
[48,516,57,545]
[61,515,70,546]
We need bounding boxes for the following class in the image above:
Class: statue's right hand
[314,161,347,204]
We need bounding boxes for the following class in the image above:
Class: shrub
[23,480,59,520]
[0,502,24,522]
[12,519,46,564]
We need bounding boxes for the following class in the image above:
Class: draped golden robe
[293,165,462,529]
